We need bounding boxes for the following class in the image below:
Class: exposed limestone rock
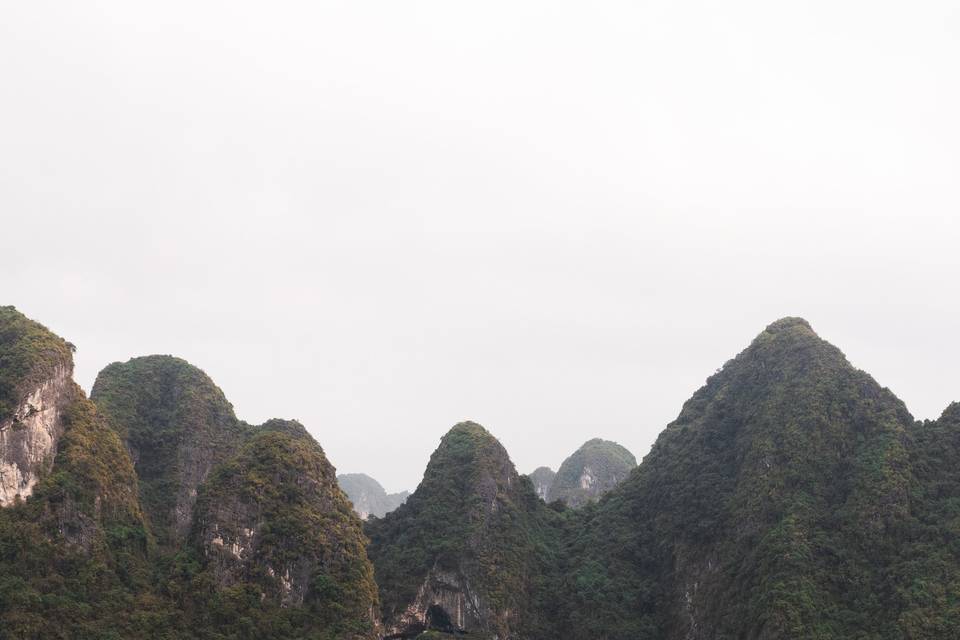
[0,362,70,506]
[526,466,555,501]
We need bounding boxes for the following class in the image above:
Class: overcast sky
[2,1,958,491]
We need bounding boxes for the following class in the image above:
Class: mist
[2,1,958,491]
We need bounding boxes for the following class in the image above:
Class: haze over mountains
[2,305,959,639]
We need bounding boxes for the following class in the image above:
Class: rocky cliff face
[366,422,558,640]
[338,472,409,519]
[548,438,635,507]
[526,466,555,501]
[0,305,75,507]
[0,360,71,506]
[0,307,151,637]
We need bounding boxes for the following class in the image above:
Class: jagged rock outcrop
[366,422,559,639]
[0,306,74,506]
[548,439,635,507]
[526,466,555,501]
[338,472,409,519]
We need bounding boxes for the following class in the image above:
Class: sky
[2,1,958,492]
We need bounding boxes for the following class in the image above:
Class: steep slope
[548,439,636,507]
[0,306,154,638]
[559,318,915,639]
[186,424,380,640]
[91,356,250,546]
[892,402,960,636]
[338,473,409,519]
[365,422,560,639]
[0,305,74,505]
[527,466,555,501]
[91,354,382,639]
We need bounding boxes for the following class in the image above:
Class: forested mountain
[0,307,379,640]
[337,473,409,520]
[547,438,636,507]
[554,317,926,639]
[365,422,561,639]
[3,306,959,639]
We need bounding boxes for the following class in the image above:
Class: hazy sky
[2,2,958,491]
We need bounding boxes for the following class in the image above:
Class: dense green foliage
[91,355,252,547]
[548,438,636,507]
[0,311,155,639]
[891,403,960,636]
[0,306,72,421]
[554,318,919,639]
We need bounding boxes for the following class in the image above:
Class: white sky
[2,1,958,491]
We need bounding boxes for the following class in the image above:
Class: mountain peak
[763,316,813,333]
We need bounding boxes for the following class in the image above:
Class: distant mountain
[526,466,555,500]
[548,438,636,507]
[365,422,559,639]
[338,473,409,519]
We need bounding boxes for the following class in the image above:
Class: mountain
[548,439,636,507]
[526,466,555,501]
[0,306,151,637]
[338,473,409,519]
[91,355,251,547]
[92,355,381,639]
[556,318,919,639]
[891,402,960,635]
[1,307,380,640]
[187,422,381,639]
[365,422,560,639]
[5,306,960,639]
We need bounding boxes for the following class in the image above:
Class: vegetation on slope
[91,355,251,547]
[555,318,917,639]
[892,403,960,636]
[181,428,380,640]
[0,306,72,421]
[366,422,562,639]
[0,309,158,639]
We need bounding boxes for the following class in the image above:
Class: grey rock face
[0,361,71,506]
[385,563,487,637]
[337,473,409,519]
[527,466,555,501]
